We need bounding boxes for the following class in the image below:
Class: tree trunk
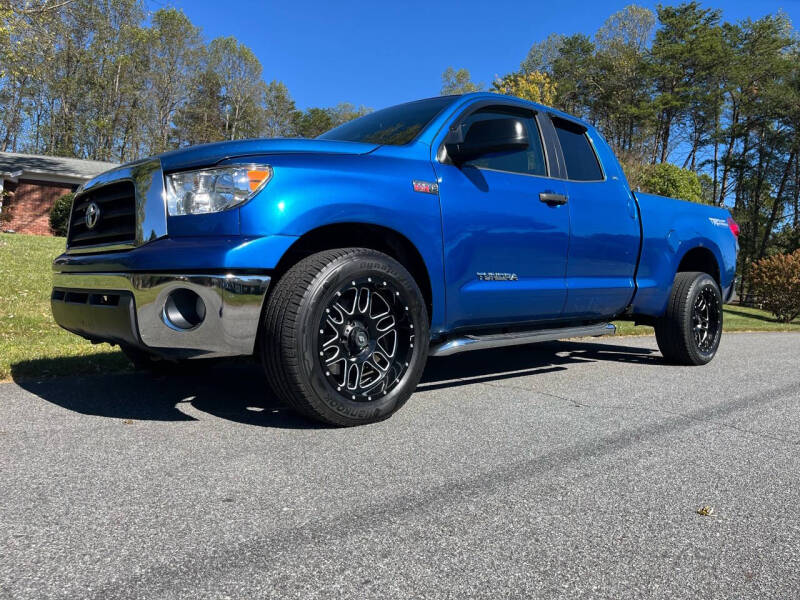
[794,160,800,234]
[718,97,739,203]
[749,130,770,262]
[757,150,796,259]
[712,105,720,205]
[660,111,672,164]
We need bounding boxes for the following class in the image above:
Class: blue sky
[147,0,800,111]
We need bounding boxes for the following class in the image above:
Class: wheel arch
[676,246,721,287]
[269,222,434,322]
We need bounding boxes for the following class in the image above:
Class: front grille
[67,181,136,248]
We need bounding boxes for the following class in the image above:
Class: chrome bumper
[52,272,270,358]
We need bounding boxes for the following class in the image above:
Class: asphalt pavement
[1,332,799,599]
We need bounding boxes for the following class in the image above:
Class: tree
[81,0,149,161]
[292,103,370,138]
[719,14,797,293]
[649,2,723,164]
[293,108,336,138]
[0,5,36,151]
[521,33,564,74]
[595,4,654,53]
[144,8,203,153]
[550,34,596,117]
[328,102,371,126]
[263,80,297,138]
[491,71,556,105]
[440,67,483,95]
[174,67,225,145]
[591,5,655,155]
[208,36,267,140]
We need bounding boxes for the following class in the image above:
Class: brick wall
[2,179,75,236]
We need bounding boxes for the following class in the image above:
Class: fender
[632,191,737,317]
[235,152,448,332]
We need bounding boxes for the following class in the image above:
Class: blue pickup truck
[52,93,738,425]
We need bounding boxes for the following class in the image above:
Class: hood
[157,138,380,172]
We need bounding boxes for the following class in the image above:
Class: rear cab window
[551,117,604,181]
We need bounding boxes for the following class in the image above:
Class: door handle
[539,192,568,206]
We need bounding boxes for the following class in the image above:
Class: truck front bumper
[51,272,271,359]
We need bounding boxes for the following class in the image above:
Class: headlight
[165,164,272,216]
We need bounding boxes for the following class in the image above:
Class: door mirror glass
[446,118,529,165]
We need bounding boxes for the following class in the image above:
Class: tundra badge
[477,272,519,281]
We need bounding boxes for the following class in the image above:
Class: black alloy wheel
[318,276,415,402]
[655,271,723,365]
[691,285,721,354]
[261,248,430,426]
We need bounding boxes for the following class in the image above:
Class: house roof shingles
[0,151,117,181]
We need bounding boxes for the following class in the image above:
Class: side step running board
[429,323,616,358]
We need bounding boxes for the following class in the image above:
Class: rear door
[549,116,640,319]
[434,104,570,331]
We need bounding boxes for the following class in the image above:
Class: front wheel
[655,271,723,365]
[261,248,430,426]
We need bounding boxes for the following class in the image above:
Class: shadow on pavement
[7,351,131,382]
[419,339,658,391]
[12,339,659,428]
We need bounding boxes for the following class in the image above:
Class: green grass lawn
[613,302,800,336]
[1,232,799,382]
[0,233,129,381]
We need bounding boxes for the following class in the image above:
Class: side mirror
[445,118,529,165]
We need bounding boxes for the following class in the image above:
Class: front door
[433,105,570,331]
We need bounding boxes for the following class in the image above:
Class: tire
[261,248,430,426]
[655,271,723,365]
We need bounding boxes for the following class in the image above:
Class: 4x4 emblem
[85,202,100,229]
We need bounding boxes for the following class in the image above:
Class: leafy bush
[49,193,74,237]
[624,162,706,204]
[749,250,800,322]
[0,189,15,227]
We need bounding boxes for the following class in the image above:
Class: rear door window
[552,117,603,181]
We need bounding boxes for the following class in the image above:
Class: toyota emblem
[85,202,100,229]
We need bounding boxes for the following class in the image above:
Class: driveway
[1,332,799,599]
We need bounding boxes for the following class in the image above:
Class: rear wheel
[261,248,429,426]
[655,271,723,365]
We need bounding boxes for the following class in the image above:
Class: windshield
[317,96,456,146]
